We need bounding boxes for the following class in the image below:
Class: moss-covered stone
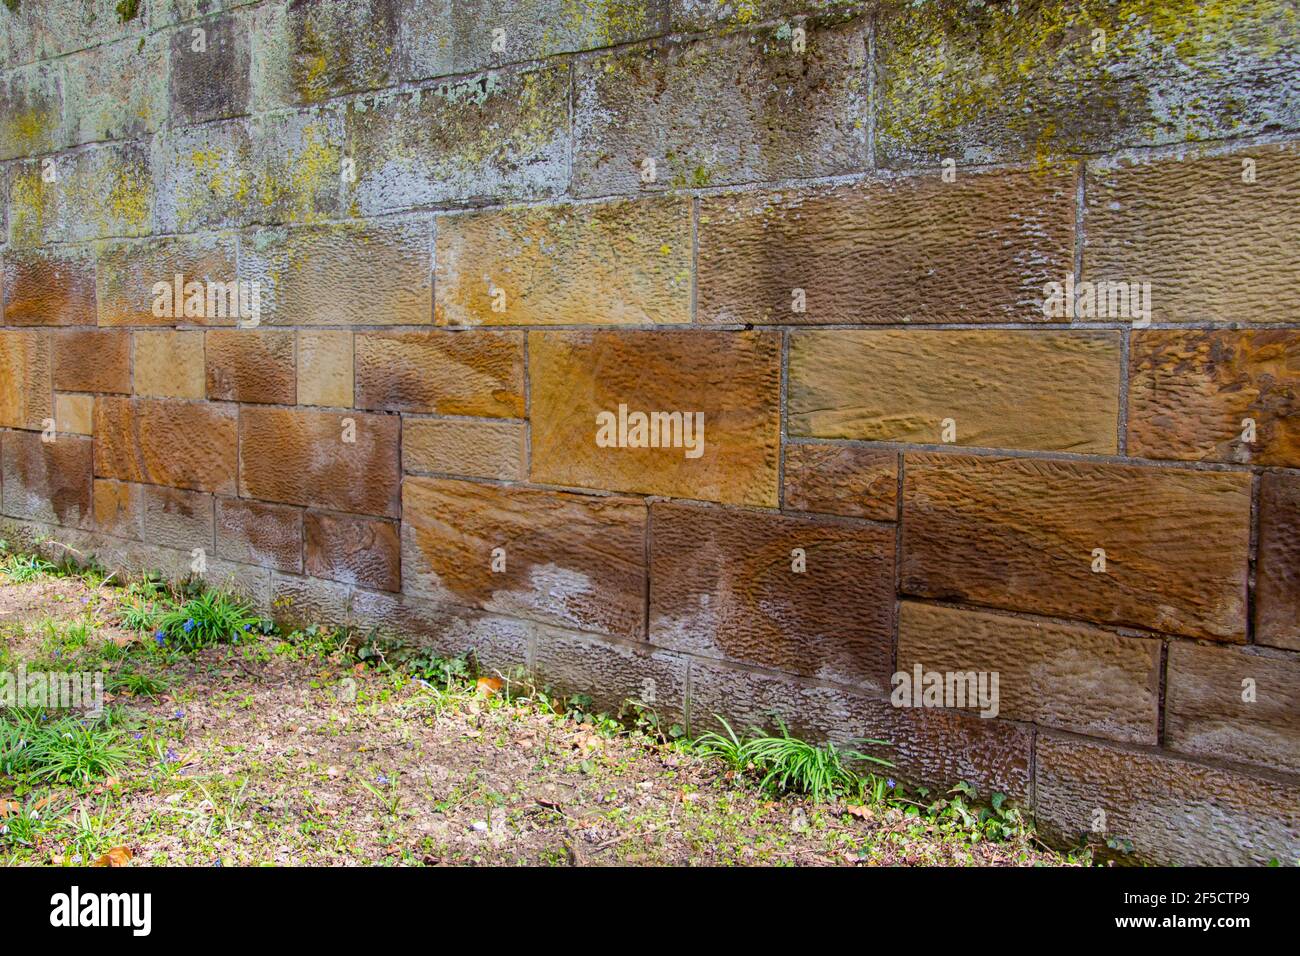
[875,0,1300,166]
[0,61,64,160]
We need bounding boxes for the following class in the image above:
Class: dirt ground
[0,571,1078,867]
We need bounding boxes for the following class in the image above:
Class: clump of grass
[692,716,893,802]
[0,710,135,785]
[0,552,55,583]
[156,590,262,651]
[106,669,168,700]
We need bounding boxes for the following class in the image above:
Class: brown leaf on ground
[93,846,133,867]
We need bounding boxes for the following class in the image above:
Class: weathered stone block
[1035,734,1300,866]
[3,246,96,326]
[402,476,647,639]
[94,397,238,494]
[304,510,400,592]
[215,497,303,573]
[153,110,344,232]
[169,12,252,125]
[1167,642,1300,775]
[240,218,431,326]
[354,330,523,417]
[650,501,894,688]
[435,196,692,327]
[52,329,131,394]
[533,626,687,726]
[1258,472,1300,651]
[898,601,1160,743]
[1128,330,1299,467]
[205,329,296,404]
[1085,143,1300,324]
[573,20,868,196]
[96,481,205,546]
[698,166,1075,324]
[0,329,52,429]
[297,330,353,408]
[529,330,781,506]
[1,429,92,528]
[402,417,526,480]
[875,0,1300,167]
[783,443,896,520]
[343,64,569,214]
[789,330,1120,452]
[133,331,207,400]
[7,142,152,246]
[901,454,1251,640]
[238,406,401,517]
[63,34,168,144]
[96,234,240,328]
[0,61,63,160]
[54,394,93,435]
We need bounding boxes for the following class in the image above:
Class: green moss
[3,0,20,15]
[877,0,1291,158]
[115,0,139,23]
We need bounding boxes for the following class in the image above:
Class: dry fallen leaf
[0,799,18,818]
[93,846,133,867]
[843,805,872,820]
[476,676,503,696]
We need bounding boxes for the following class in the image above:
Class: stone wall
[1,0,1298,864]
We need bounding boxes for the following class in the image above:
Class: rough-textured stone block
[169,12,251,125]
[1167,642,1300,775]
[297,330,353,408]
[153,110,344,232]
[574,20,868,197]
[650,501,893,688]
[0,0,143,68]
[699,166,1075,325]
[901,454,1251,640]
[402,417,526,480]
[1086,143,1300,324]
[898,601,1160,743]
[344,64,569,214]
[7,142,152,246]
[54,394,93,435]
[354,330,523,417]
[1129,330,1299,467]
[1258,472,1300,652]
[0,61,63,160]
[533,627,686,725]
[349,590,535,677]
[96,235,239,327]
[63,34,167,144]
[0,430,92,528]
[402,477,647,639]
[205,329,296,404]
[875,0,1300,167]
[52,329,131,394]
[94,480,184,545]
[3,247,96,326]
[0,329,52,429]
[1035,734,1300,866]
[304,510,400,592]
[239,406,401,517]
[783,443,896,520]
[790,330,1120,452]
[529,330,781,506]
[688,660,1033,802]
[215,497,303,573]
[94,397,238,494]
[266,570,352,629]
[133,331,207,400]
[435,196,692,327]
[241,218,431,326]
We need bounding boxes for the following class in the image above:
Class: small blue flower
[132,733,143,740]
[375,774,389,785]
[174,710,184,719]
[165,747,178,763]
[886,778,896,789]
[242,623,252,631]
[183,619,195,634]
[154,629,166,644]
